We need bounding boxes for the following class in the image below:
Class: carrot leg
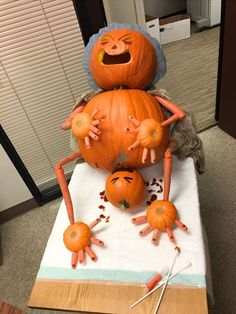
[163,149,172,201]
[55,151,82,224]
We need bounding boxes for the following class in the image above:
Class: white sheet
[38,157,206,287]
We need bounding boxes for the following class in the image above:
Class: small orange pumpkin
[137,119,163,148]
[63,222,91,252]
[146,200,177,231]
[77,89,169,171]
[105,167,146,209]
[89,29,157,90]
[71,112,92,138]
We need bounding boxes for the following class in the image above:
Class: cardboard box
[159,14,190,45]
[146,15,161,43]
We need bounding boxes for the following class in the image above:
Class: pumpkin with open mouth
[89,29,157,90]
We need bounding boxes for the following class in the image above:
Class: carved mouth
[102,51,131,65]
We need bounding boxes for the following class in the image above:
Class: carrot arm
[154,95,186,127]
[61,103,86,130]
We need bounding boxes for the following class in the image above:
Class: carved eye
[124,176,133,183]
[111,177,119,184]
[123,37,132,44]
[101,36,110,45]
[101,40,109,45]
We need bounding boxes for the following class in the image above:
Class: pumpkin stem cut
[119,200,130,209]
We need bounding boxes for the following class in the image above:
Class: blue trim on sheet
[37,267,206,287]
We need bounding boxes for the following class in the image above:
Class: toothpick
[130,259,191,309]
[153,246,180,313]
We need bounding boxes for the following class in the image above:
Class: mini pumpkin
[105,167,146,209]
[89,29,157,90]
[132,200,188,244]
[63,222,91,252]
[146,200,177,231]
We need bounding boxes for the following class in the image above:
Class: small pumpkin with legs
[55,23,188,267]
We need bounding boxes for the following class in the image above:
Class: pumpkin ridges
[89,29,157,90]
[105,168,145,209]
[63,222,91,252]
[146,200,177,231]
[78,90,169,171]
[137,40,157,88]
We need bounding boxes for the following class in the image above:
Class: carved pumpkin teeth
[102,51,131,65]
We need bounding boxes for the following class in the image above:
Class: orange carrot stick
[129,115,140,126]
[150,148,156,163]
[146,273,163,292]
[142,148,149,163]
[61,105,85,130]
[166,228,175,242]
[175,220,188,231]
[55,151,81,224]
[152,229,160,244]
[78,250,85,264]
[128,140,140,151]
[91,237,104,246]
[55,165,74,224]
[131,215,146,224]
[163,149,172,201]
[139,224,153,236]
[155,96,185,122]
[71,252,78,268]
[85,246,97,261]
[89,218,101,229]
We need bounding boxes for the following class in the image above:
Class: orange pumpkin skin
[77,89,169,171]
[63,222,91,252]
[89,29,157,90]
[137,119,163,148]
[146,200,177,231]
[105,168,146,209]
[71,112,92,138]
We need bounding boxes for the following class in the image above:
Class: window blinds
[0,0,90,189]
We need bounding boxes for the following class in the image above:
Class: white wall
[103,0,146,29]
[0,145,32,212]
[144,0,187,18]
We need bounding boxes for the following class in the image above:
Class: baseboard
[0,198,38,224]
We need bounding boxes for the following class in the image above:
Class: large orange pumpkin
[89,29,157,90]
[74,89,169,171]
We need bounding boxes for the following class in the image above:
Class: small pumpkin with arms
[105,167,146,209]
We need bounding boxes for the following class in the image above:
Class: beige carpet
[158,27,220,131]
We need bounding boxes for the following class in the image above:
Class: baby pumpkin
[63,222,91,252]
[146,200,177,231]
[105,167,146,209]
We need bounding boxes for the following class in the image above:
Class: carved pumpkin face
[105,167,146,209]
[89,29,157,90]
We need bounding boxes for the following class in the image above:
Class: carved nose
[111,44,117,49]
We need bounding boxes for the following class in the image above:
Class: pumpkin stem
[119,200,130,209]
